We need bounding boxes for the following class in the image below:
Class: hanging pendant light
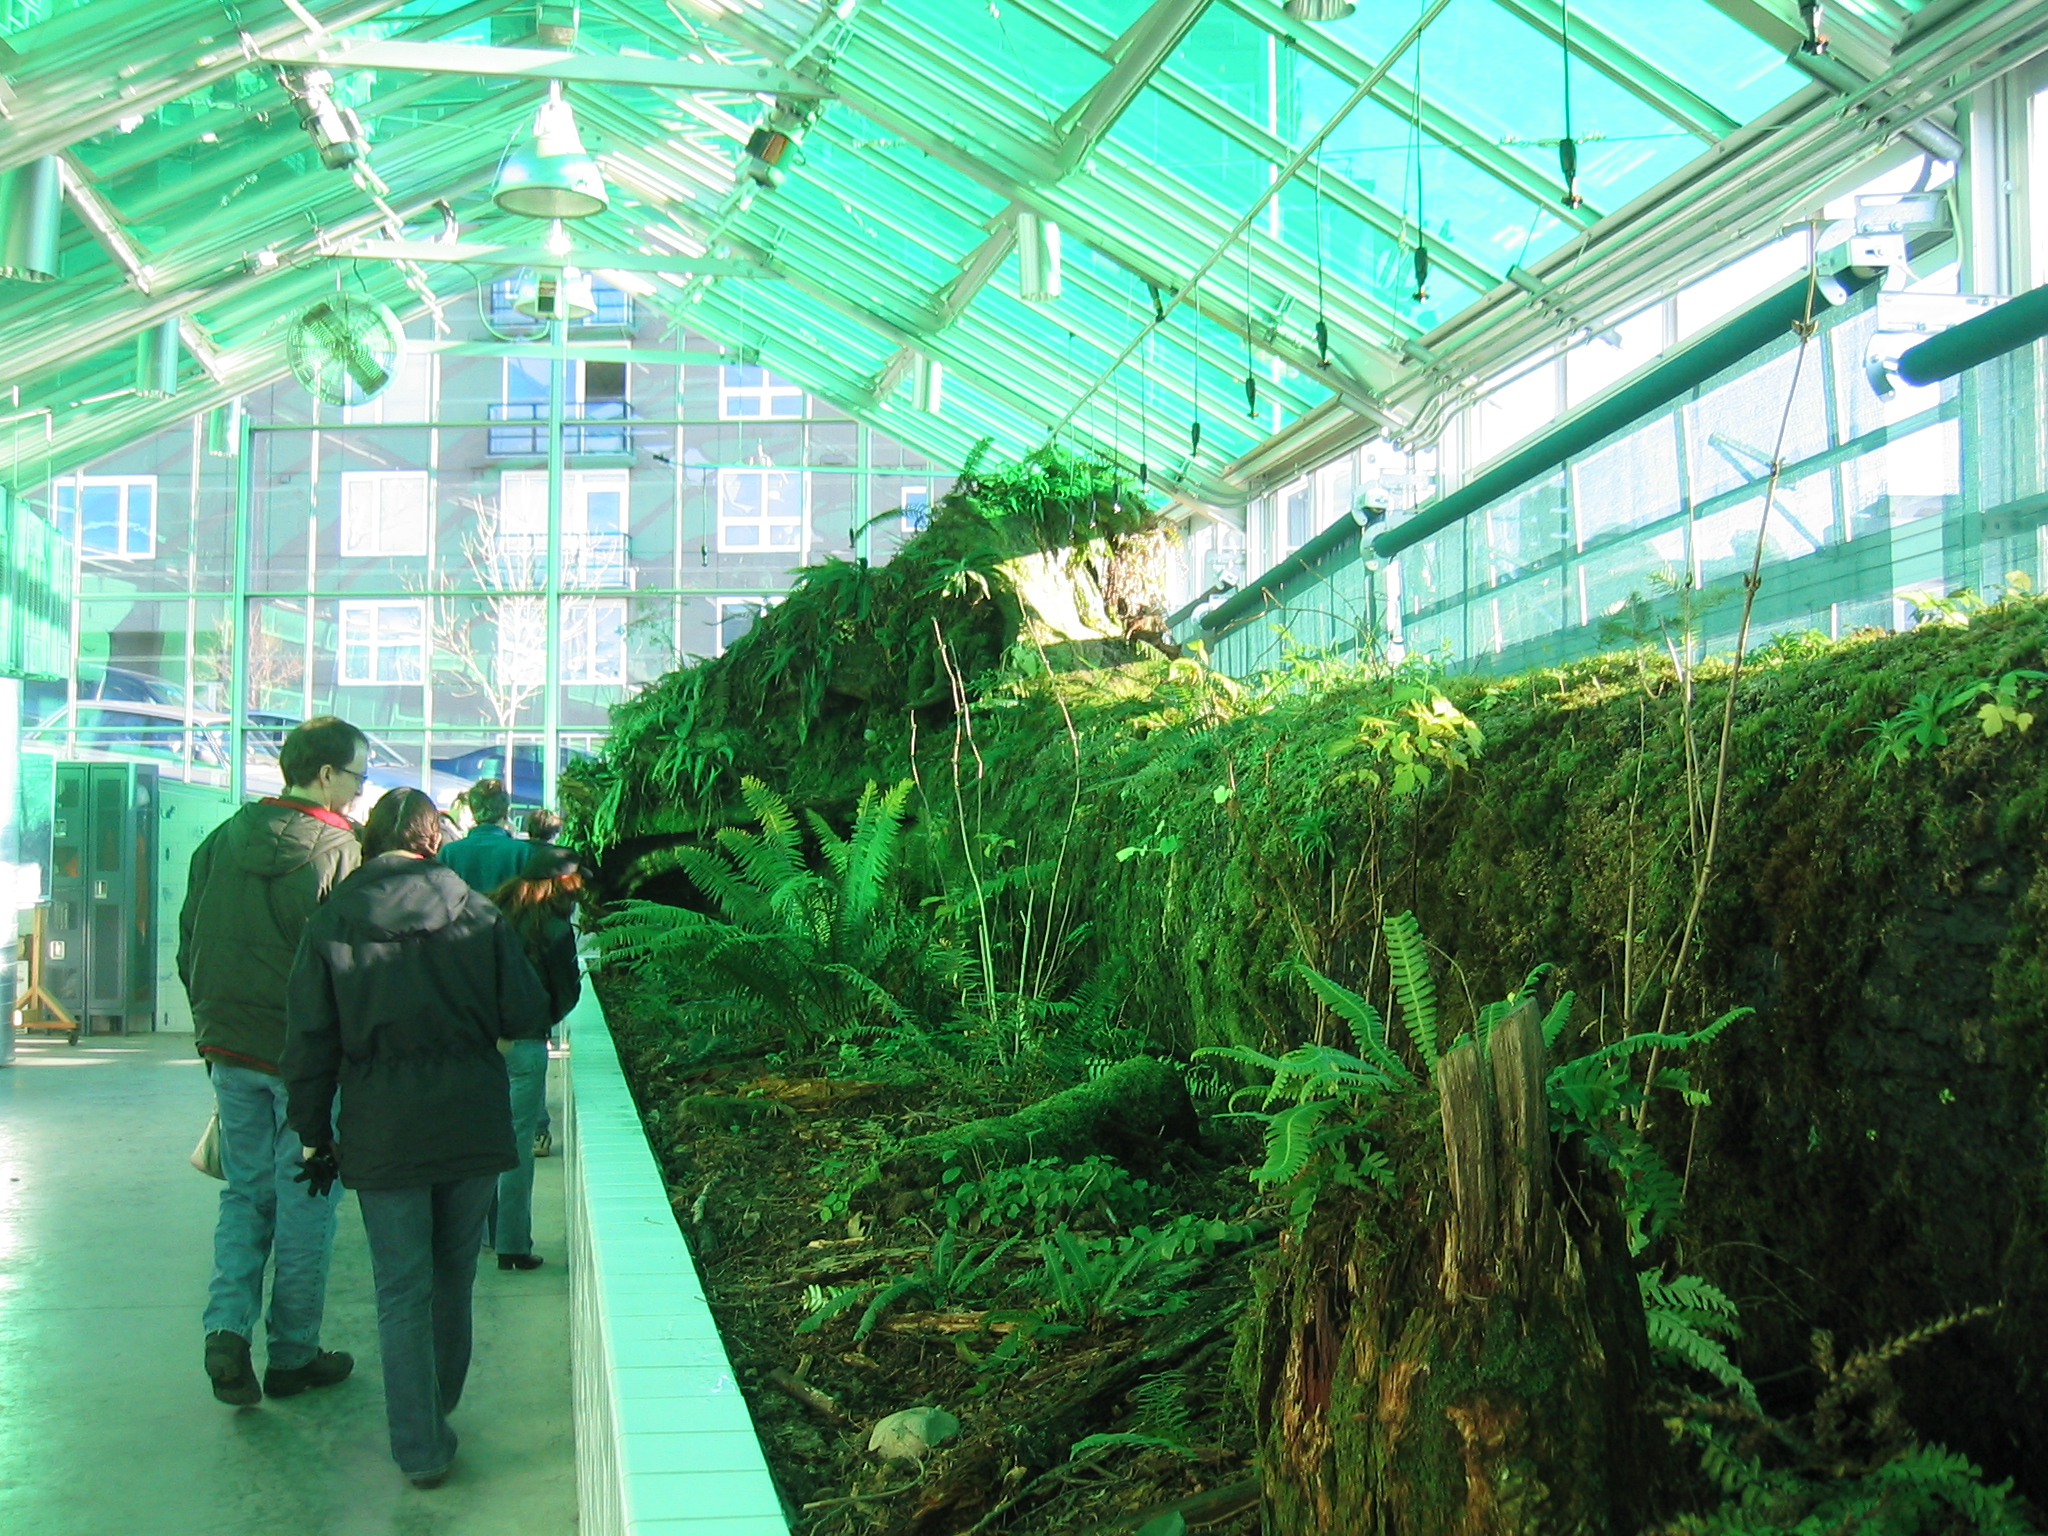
[0,156,62,283]
[1283,0,1355,20]
[493,82,609,219]
[513,266,598,321]
[136,316,181,398]
[911,355,944,414]
[1016,211,1062,303]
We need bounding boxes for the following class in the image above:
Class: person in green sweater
[439,776,529,895]
[178,715,367,1407]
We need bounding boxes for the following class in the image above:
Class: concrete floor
[0,1032,576,1536]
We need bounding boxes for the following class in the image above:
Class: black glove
[294,1146,339,1199]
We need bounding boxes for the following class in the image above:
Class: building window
[498,470,630,586]
[486,275,633,329]
[900,485,932,534]
[338,600,424,685]
[713,596,770,656]
[339,470,430,557]
[491,357,631,455]
[561,597,627,684]
[55,476,155,558]
[718,468,804,552]
[1283,482,1314,551]
[718,365,805,420]
[341,354,435,425]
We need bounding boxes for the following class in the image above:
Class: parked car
[430,742,595,807]
[23,702,467,806]
[22,666,185,726]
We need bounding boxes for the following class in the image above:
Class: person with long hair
[485,846,583,1268]
[282,788,551,1489]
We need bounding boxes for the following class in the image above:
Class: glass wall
[20,289,954,810]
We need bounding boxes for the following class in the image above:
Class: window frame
[716,466,806,554]
[712,595,772,657]
[56,474,157,560]
[899,484,932,535]
[338,469,431,558]
[717,365,806,421]
[559,596,628,684]
[336,599,426,687]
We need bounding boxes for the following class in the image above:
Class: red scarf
[262,796,355,832]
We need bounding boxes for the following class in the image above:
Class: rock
[867,1406,961,1463]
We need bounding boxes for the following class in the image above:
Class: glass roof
[0,0,1937,504]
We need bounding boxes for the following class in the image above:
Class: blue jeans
[489,1039,549,1256]
[356,1176,497,1478]
[203,1060,339,1370]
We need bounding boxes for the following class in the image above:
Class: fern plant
[1641,1268,1758,1411]
[598,777,962,1050]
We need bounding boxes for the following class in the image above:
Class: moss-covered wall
[582,469,2048,1496]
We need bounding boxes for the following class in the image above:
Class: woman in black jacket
[484,846,583,1270]
[283,788,551,1489]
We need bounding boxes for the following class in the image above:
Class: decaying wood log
[1253,1000,1663,1536]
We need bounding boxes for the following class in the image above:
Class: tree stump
[1246,1002,1659,1535]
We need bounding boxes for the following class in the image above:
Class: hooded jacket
[178,798,362,1073]
[282,853,553,1190]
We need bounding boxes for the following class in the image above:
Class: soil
[598,968,1268,1536]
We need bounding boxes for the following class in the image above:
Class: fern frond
[1540,990,1576,1047]
[1577,1006,1754,1070]
[663,844,767,925]
[844,779,911,926]
[805,808,851,880]
[596,901,728,966]
[1382,910,1440,1070]
[1292,961,1412,1083]
[1645,1312,1760,1412]
[1250,1099,1340,1184]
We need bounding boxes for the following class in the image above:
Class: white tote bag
[190,1113,226,1180]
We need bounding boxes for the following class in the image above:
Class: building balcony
[488,401,634,458]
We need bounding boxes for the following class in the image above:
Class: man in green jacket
[439,775,529,894]
[178,716,368,1407]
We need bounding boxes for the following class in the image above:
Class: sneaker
[498,1252,545,1271]
[204,1330,261,1407]
[408,1465,453,1490]
[264,1350,355,1398]
[532,1129,553,1158]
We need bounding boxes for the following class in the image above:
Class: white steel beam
[260,38,828,95]
[329,238,775,276]
[1052,0,1213,176]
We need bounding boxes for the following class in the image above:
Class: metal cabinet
[45,762,157,1033]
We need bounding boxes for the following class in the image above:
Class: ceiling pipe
[1197,267,1881,637]
[1897,282,2048,386]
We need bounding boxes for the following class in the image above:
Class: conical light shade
[493,93,608,219]
[0,156,62,283]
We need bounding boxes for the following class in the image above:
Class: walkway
[0,1033,576,1536]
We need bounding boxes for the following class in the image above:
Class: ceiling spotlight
[513,266,597,321]
[535,1,579,46]
[1017,211,1062,302]
[278,68,364,171]
[1863,353,1896,401]
[494,82,609,219]
[1283,0,1355,19]
[743,97,819,190]
[0,155,62,283]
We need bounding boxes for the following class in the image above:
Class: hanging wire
[1243,227,1258,419]
[1313,159,1331,366]
[1407,14,1430,303]
[1559,2,1584,209]
[1188,280,1202,461]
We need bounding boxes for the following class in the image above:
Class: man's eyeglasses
[333,766,369,785]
